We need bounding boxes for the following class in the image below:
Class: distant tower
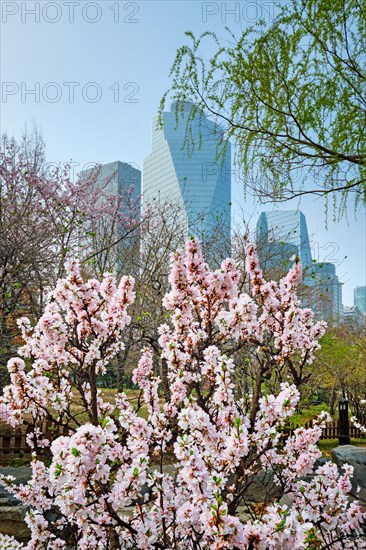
[80,161,141,272]
[354,286,366,314]
[308,262,343,321]
[143,102,231,260]
[256,210,312,271]
[343,305,365,327]
[88,161,141,211]
[256,210,343,322]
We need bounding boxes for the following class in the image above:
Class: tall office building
[86,161,141,208]
[354,286,366,314]
[143,102,231,259]
[255,240,298,277]
[79,161,141,271]
[307,262,343,321]
[256,211,312,270]
[343,305,365,327]
[256,210,343,321]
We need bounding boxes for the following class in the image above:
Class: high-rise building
[87,161,141,209]
[255,240,298,277]
[354,286,366,314]
[256,210,343,321]
[307,262,343,321]
[79,161,141,271]
[256,211,312,270]
[343,305,365,327]
[143,102,231,260]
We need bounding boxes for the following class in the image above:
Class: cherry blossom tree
[0,239,364,549]
[0,136,140,385]
[110,197,233,393]
[0,137,58,376]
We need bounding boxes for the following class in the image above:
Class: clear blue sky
[1,0,365,305]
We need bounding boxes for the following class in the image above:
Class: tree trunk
[160,357,171,402]
[249,365,265,431]
[329,385,338,417]
[109,527,120,550]
[89,364,99,425]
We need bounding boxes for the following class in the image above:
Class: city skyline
[80,156,358,318]
[1,1,365,305]
[78,152,362,308]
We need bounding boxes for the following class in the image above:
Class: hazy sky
[1,0,365,305]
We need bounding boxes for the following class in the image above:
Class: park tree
[313,326,366,417]
[0,129,235,393]
[98,199,190,391]
[104,198,233,392]
[0,133,141,384]
[0,239,365,548]
[0,135,58,374]
[162,0,366,216]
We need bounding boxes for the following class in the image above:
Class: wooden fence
[285,418,366,440]
[0,421,68,463]
[0,400,364,461]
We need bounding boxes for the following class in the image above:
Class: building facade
[307,262,343,322]
[87,161,141,208]
[256,210,343,321]
[256,210,312,270]
[143,102,231,260]
[354,286,366,314]
[343,305,365,327]
[79,161,141,272]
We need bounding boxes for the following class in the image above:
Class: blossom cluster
[0,240,364,549]
[0,260,134,429]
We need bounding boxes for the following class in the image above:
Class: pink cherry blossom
[0,240,364,549]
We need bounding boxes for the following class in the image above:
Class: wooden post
[338,399,351,445]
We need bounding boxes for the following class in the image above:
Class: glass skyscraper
[354,286,366,314]
[308,262,343,321]
[79,161,141,272]
[256,210,312,269]
[86,161,141,209]
[256,210,343,321]
[143,102,231,259]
